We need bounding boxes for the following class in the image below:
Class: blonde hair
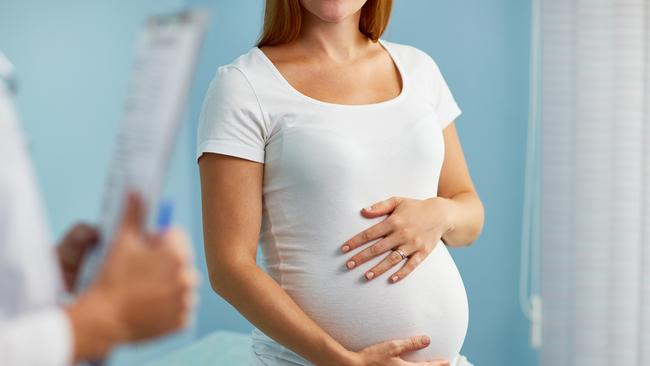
[257,0,393,47]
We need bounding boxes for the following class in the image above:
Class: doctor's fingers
[117,192,146,235]
[148,227,193,266]
[177,267,200,296]
[58,223,99,269]
[61,223,99,248]
[169,271,199,328]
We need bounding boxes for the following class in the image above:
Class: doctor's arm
[0,308,75,366]
[0,195,197,365]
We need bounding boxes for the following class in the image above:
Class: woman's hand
[345,335,450,366]
[341,196,455,283]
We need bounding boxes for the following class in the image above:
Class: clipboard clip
[146,9,210,27]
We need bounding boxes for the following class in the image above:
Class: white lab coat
[0,52,73,366]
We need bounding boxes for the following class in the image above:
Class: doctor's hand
[57,223,100,291]
[344,335,450,366]
[342,196,455,283]
[64,193,198,363]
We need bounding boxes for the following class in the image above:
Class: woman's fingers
[360,196,402,217]
[363,245,414,280]
[341,219,392,253]
[360,335,448,366]
[409,361,450,366]
[345,234,401,270]
[390,252,426,283]
[384,335,431,357]
[430,360,451,366]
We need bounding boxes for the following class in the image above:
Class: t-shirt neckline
[253,38,408,109]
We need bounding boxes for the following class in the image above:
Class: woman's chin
[302,0,365,24]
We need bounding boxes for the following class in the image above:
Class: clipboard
[77,9,209,292]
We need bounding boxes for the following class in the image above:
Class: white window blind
[541,0,650,365]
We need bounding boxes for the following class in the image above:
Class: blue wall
[0,1,536,365]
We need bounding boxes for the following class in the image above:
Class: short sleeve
[429,58,462,130]
[196,65,267,163]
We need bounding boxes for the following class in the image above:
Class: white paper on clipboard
[77,10,209,291]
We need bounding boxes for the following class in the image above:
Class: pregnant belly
[275,240,469,362]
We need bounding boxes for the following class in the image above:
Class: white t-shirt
[197,38,468,364]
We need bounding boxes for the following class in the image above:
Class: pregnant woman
[197,1,484,365]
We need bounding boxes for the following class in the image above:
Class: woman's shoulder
[379,38,443,74]
[205,46,273,101]
[211,47,262,80]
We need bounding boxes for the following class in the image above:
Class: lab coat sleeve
[0,54,73,366]
[0,307,73,366]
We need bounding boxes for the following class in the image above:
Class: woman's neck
[296,7,370,63]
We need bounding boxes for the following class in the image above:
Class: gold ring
[395,249,408,260]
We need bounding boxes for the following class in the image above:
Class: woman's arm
[199,153,348,365]
[436,121,484,247]
[199,153,446,366]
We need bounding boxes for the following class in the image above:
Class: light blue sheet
[146,331,251,366]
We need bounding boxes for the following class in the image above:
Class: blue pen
[157,200,174,231]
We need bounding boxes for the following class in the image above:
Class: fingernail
[421,336,430,346]
[391,275,399,283]
[341,245,350,253]
[364,205,373,211]
[346,260,356,269]
[365,271,374,280]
